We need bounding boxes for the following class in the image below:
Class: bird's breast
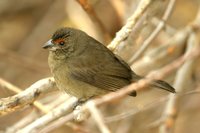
[48,56,107,100]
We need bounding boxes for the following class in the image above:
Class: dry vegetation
[0,0,200,133]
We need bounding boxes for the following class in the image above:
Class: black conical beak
[43,39,54,49]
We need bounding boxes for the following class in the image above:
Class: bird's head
[43,27,87,58]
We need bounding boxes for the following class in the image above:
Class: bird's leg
[73,98,87,110]
[72,96,96,110]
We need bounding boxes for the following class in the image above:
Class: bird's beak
[43,39,54,49]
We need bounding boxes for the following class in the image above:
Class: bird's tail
[150,80,175,93]
[131,73,175,93]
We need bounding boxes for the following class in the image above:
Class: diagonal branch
[0,78,49,113]
[108,0,153,51]
[0,77,56,116]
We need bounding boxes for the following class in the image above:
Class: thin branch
[129,0,176,63]
[86,101,111,133]
[0,78,21,93]
[131,27,190,74]
[0,77,56,116]
[108,0,153,51]
[151,17,176,35]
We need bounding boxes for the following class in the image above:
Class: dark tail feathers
[131,73,175,93]
[151,80,175,93]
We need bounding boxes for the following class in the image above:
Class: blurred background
[0,0,200,133]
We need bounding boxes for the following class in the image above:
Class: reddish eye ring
[59,41,65,46]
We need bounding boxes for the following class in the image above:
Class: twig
[131,27,190,75]
[0,77,56,116]
[0,78,21,93]
[76,0,111,42]
[159,31,199,133]
[108,0,153,51]
[86,101,111,133]
[129,0,176,63]
[151,17,176,35]
[17,97,78,133]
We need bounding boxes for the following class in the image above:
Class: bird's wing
[70,63,131,91]
[69,38,136,96]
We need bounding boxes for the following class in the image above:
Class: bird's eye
[59,41,65,46]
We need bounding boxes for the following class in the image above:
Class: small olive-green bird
[43,27,175,102]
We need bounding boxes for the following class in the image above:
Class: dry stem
[108,0,153,51]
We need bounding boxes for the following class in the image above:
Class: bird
[43,27,175,103]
